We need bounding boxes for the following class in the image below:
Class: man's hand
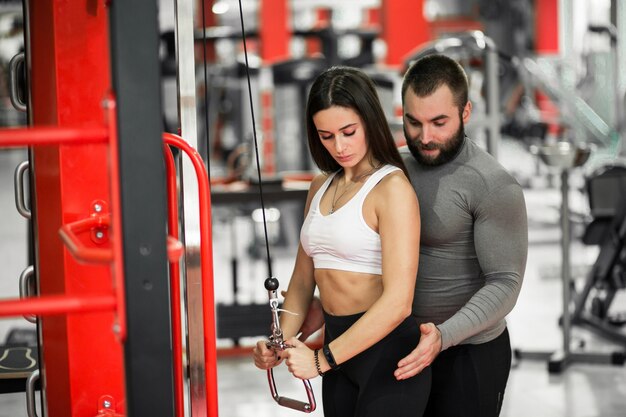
[281,291,325,341]
[298,296,324,341]
[394,322,442,380]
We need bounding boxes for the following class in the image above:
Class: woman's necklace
[328,166,380,214]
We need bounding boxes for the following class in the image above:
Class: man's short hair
[402,54,469,113]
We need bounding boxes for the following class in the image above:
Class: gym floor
[1,138,625,416]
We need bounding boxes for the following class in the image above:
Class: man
[394,54,528,416]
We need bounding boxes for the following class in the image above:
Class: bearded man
[395,54,528,417]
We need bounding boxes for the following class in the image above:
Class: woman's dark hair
[305,66,408,177]
[401,54,469,114]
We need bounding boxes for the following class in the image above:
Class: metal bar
[105,96,128,342]
[26,370,40,417]
[58,214,114,264]
[18,265,37,323]
[0,294,116,317]
[9,52,27,112]
[173,0,206,414]
[484,41,500,160]
[267,370,316,413]
[164,144,185,417]
[560,169,572,356]
[617,1,626,133]
[164,132,219,417]
[0,126,108,147]
[14,160,31,219]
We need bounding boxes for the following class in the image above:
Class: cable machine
[0,1,219,416]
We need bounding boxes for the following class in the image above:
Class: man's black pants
[423,328,511,417]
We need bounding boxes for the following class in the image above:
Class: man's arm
[437,182,527,349]
[282,291,324,341]
[395,182,527,379]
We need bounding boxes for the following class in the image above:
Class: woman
[253,66,430,417]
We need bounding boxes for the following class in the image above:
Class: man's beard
[404,122,465,167]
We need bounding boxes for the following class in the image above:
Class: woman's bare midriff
[315,268,383,315]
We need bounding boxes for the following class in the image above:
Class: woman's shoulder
[373,166,416,200]
[308,171,333,196]
[369,166,419,221]
[378,165,411,186]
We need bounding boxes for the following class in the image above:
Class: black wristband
[322,344,339,370]
[313,349,324,377]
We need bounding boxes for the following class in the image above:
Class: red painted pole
[259,0,290,63]
[163,133,219,417]
[535,0,559,55]
[381,0,429,68]
[534,0,560,135]
[163,144,185,417]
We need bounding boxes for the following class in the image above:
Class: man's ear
[462,101,472,124]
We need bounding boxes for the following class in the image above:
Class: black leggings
[322,311,431,417]
[424,328,512,417]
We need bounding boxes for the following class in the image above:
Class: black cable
[237,0,273,278]
[200,0,212,176]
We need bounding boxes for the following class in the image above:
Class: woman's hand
[280,337,320,379]
[253,339,282,370]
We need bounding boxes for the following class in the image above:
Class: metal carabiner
[264,277,316,413]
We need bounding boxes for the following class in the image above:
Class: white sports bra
[300,164,401,275]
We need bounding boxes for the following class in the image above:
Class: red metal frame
[0,119,180,323]
[0,126,107,147]
[163,132,219,417]
[58,212,183,266]
[5,1,208,415]
[0,126,122,323]
[0,295,116,317]
[0,110,185,417]
[26,2,126,414]
[6,1,220,415]
[0,127,124,415]
[58,213,114,263]
[163,144,185,417]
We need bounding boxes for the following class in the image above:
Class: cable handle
[263,276,316,413]
[267,369,316,413]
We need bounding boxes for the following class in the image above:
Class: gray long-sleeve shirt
[401,138,528,350]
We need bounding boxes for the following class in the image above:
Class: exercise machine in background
[573,163,626,345]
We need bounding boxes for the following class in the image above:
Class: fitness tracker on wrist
[322,344,340,370]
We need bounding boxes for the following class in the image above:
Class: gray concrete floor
[1,139,626,416]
